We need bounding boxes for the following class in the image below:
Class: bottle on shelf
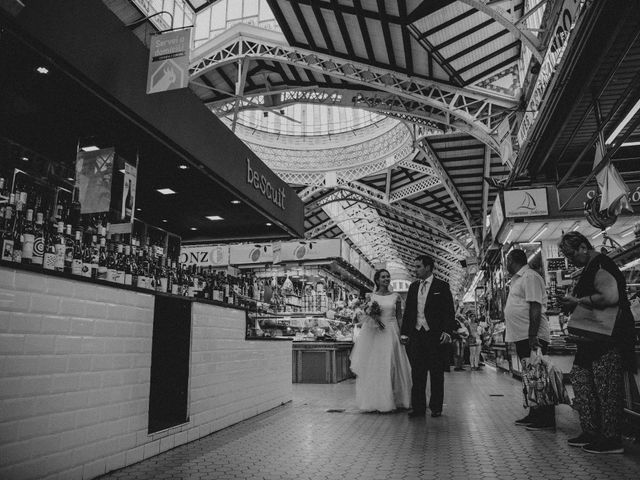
[71,230,83,276]
[97,235,107,280]
[31,211,45,266]
[20,208,35,264]
[64,224,74,274]
[42,219,57,271]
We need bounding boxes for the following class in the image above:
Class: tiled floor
[100,367,640,480]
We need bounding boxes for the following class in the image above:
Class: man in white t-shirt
[504,248,555,431]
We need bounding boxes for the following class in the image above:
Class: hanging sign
[517,0,583,146]
[497,117,514,168]
[146,29,191,94]
[179,245,229,267]
[557,181,640,211]
[504,188,549,217]
[229,244,274,265]
[278,239,341,262]
[489,195,505,240]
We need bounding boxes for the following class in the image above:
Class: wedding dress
[349,293,412,412]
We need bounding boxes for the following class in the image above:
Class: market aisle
[99,368,640,480]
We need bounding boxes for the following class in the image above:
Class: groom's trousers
[407,328,445,414]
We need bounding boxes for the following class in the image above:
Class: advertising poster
[179,245,229,267]
[121,162,137,222]
[504,188,549,217]
[75,148,114,214]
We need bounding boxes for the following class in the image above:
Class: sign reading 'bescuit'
[246,158,286,210]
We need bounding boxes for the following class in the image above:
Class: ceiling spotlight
[178,164,188,170]
[206,215,223,221]
[162,219,168,223]
[66,177,74,181]
[136,208,142,212]
[265,222,272,226]
[230,200,241,204]
[190,227,197,231]
[36,66,49,75]
[156,188,176,195]
[20,156,29,162]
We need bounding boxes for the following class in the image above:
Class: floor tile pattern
[100,368,640,480]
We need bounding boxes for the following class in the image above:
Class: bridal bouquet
[363,299,384,330]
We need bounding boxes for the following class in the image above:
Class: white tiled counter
[0,264,292,480]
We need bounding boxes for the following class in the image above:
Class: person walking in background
[558,232,636,454]
[467,314,484,370]
[401,255,455,418]
[452,315,468,371]
[504,249,555,431]
[349,269,412,413]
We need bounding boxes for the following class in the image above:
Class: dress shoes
[408,410,425,418]
[430,411,442,417]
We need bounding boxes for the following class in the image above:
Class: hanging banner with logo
[147,28,191,94]
[504,188,549,217]
[278,239,342,262]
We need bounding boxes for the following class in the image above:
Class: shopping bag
[521,349,568,408]
[568,303,618,340]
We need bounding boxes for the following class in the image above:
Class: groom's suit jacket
[401,277,456,340]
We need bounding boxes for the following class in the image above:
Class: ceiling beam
[457,0,544,63]
[481,144,491,241]
[406,0,456,24]
[417,139,479,253]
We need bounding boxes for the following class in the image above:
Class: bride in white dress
[350,269,412,412]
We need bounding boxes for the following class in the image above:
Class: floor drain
[326,409,345,413]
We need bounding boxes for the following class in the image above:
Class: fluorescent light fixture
[231,200,241,204]
[606,97,640,144]
[592,226,611,239]
[527,247,542,263]
[571,221,581,231]
[206,215,223,221]
[621,257,640,271]
[156,188,176,195]
[529,223,548,243]
[503,227,514,244]
[81,145,100,152]
[621,141,640,147]
[36,66,49,74]
[621,227,635,237]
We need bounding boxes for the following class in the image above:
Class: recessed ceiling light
[178,164,188,170]
[190,227,197,231]
[162,219,168,223]
[66,177,74,181]
[36,66,49,74]
[266,222,272,226]
[230,200,241,204]
[136,208,142,211]
[80,145,100,152]
[20,156,29,162]
[157,188,176,195]
[206,215,224,221]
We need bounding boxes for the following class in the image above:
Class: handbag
[521,349,570,408]
[567,303,619,340]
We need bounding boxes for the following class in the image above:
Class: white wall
[0,266,292,480]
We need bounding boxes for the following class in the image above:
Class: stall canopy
[2,0,304,240]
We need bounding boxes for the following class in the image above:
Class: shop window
[148,296,192,434]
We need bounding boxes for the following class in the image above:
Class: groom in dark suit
[401,255,456,418]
